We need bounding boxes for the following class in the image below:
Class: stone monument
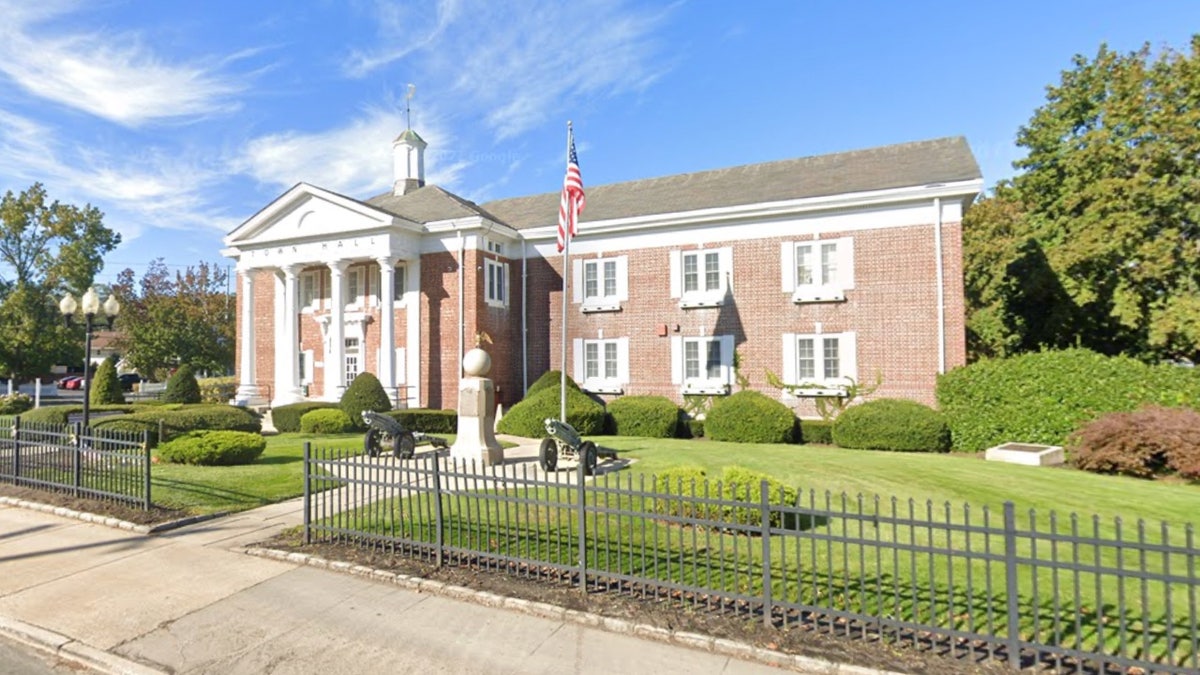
[450,334,504,465]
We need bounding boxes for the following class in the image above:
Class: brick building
[222,129,982,414]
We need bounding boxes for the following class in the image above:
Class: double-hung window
[670,248,732,308]
[573,337,628,393]
[300,271,318,311]
[392,263,407,303]
[781,331,857,393]
[782,237,853,303]
[671,334,733,394]
[345,266,363,307]
[573,256,627,312]
[485,258,508,307]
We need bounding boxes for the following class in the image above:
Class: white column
[376,256,397,404]
[273,264,303,405]
[234,269,258,403]
[327,260,349,401]
[406,256,421,408]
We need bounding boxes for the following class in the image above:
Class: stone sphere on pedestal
[463,348,492,377]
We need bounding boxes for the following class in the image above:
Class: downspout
[521,238,528,396]
[458,226,465,377]
[934,197,946,374]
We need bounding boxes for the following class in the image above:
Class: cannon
[539,418,615,476]
[362,410,448,460]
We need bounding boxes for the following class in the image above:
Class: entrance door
[344,337,361,384]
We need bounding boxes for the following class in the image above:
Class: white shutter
[668,250,681,298]
[780,242,795,292]
[616,256,629,301]
[781,334,796,385]
[670,336,683,384]
[302,350,315,385]
[841,332,858,383]
[839,237,855,290]
[394,347,406,383]
[616,337,630,384]
[718,247,733,294]
[572,338,584,382]
[572,259,583,304]
[719,334,735,385]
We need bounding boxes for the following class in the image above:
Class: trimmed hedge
[800,419,834,445]
[607,396,679,438]
[198,377,238,404]
[92,404,261,444]
[384,409,457,434]
[340,372,391,429]
[495,380,605,438]
[300,408,355,434]
[19,405,139,426]
[1069,406,1200,480]
[704,391,798,444]
[90,358,125,405]
[165,365,202,404]
[832,398,951,452]
[937,349,1200,452]
[158,430,266,466]
[651,466,802,529]
[272,401,339,433]
[527,369,580,397]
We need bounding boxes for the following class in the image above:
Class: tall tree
[0,183,120,378]
[965,36,1200,362]
[112,259,235,380]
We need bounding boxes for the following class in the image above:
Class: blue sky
[0,1,1196,286]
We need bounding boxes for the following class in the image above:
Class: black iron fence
[0,417,152,509]
[302,444,1199,673]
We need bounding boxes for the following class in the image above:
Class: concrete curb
[0,615,165,675]
[0,496,226,535]
[243,546,901,675]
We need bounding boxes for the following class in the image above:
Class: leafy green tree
[0,183,120,378]
[90,355,124,405]
[111,259,235,380]
[966,37,1200,362]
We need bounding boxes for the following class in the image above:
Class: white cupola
[392,128,427,196]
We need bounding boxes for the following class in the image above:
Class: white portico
[222,183,425,408]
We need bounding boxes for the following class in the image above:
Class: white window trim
[572,337,629,394]
[780,331,857,395]
[300,271,319,313]
[572,256,628,313]
[299,349,314,386]
[782,237,854,303]
[345,266,364,309]
[392,263,408,306]
[670,334,733,395]
[669,248,732,309]
[485,258,508,308]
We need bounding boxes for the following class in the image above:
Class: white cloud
[0,1,247,127]
[349,0,674,140]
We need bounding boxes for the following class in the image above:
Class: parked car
[57,375,83,390]
[65,377,86,390]
[118,373,145,391]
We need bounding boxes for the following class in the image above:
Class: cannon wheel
[538,437,558,472]
[364,428,383,458]
[580,440,598,476]
[394,431,416,460]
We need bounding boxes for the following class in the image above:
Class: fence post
[577,457,587,592]
[760,480,773,628]
[432,454,444,568]
[142,430,152,510]
[12,416,21,479]
[1003,501,1021,669]
[72,421,83,497]
[302,442,311,545]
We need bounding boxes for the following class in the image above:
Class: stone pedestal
[450,348,504,466]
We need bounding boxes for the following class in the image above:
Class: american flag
[557,128,585,253]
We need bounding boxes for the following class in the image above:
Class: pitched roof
[480,136,980,231]
[365,185,497,224]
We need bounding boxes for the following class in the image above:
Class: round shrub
[164,365,201,404]
[495,383,605,438]
[607,396,679,438]
[832,398,950,452]
[704,391,797,444]
[90,357,125,405]
[937,348,1200,452]
[1069,406,1200,480]
[272,401,339,433]
[527,370,580,397]
[300,408,355,434]
[158,430,266,466]
[339,372,391,429]
[0,393,33,416]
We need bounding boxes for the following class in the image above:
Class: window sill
[792,287,846,304]
[581,303,621,314]
[681,383,730,396]
[679,296,724,309]
[786,386,849,398]
[485,299,508,309]
[582,382,624,395]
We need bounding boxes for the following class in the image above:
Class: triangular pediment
[225,182,419,247]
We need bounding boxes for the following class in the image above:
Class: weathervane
[405,83,416,129]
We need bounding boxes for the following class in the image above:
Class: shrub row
[158,430,266,466]
[272,402,339,433]
[385,409,457,434]
[91,405,261,446]
[937,349,1200,452]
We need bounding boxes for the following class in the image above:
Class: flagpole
[560,121,571,423]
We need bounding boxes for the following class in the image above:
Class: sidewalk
[0,441,889,675]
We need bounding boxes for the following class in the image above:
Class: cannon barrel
[362,410,405,435]
[543,418,582,449]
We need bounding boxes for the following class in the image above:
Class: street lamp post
[60,288,120,430]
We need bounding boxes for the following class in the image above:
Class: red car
[65,377,86,390]
[57,375,83,390]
